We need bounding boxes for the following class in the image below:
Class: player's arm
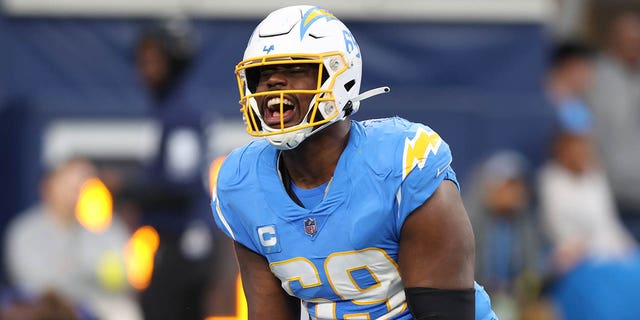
[234,241,301,320]
[398,180,475,319]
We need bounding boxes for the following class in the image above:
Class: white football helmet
[235,5,387,149]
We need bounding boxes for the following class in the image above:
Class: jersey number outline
[269,248,407,319]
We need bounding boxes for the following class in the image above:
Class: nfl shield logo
[304,218,317,236]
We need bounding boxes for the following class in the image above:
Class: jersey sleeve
[395,125,459,234]
[210,153,261,254]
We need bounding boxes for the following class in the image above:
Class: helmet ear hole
[344,79,356,92]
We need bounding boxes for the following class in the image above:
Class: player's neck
[281,120,351,189]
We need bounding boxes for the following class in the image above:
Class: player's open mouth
[262,95,298,128]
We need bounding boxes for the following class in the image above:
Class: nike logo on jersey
[402,128,442,179]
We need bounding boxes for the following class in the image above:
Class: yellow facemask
[235,52,349,137]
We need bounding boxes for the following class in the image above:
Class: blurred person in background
[541,38,637,271]
[538,123,640,320]
[537,39,640,319]
[127,21,227,320]
[538,111,637,274]
[588,11,640,220]
[468,151,544,320]
[3,158,141,320]
[137,20,195,105]
[546,41,594,131]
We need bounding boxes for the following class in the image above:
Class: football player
[212,5,497,319]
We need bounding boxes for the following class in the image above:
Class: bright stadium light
[125,226,160,291]
[75,177,113,233]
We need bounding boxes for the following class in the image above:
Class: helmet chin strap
[352,86,390,103]
[343,86,390,116]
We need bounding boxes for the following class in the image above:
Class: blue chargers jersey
[212,117,496,320]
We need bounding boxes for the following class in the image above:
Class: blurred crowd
[1,22,240,320]
[1,2,640,320]
[468,6,640,320]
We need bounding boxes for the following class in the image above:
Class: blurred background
[1,0,640,319]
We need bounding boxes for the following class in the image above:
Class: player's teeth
[267,98,293,107]
[267,98,279,107]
